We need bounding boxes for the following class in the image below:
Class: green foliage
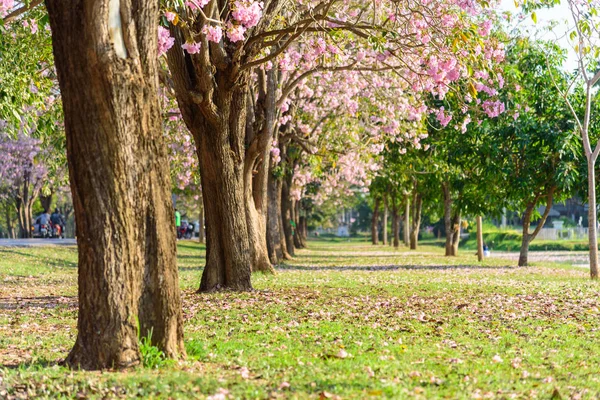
[138,328,172,370]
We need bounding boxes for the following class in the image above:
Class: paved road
[0,239,76,247]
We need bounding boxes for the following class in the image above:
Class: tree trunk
[392,208,400,248]
[46,0,184,369]
[404,195,410,246]
[245,68,276,274]
[518,189,556,267]
[371,197,380,245]
[295,202,307,248]
[40,192,54,212]
[267,172,287,263]
[292,200,304,249]
[410,192,422,250]
[166,27,253,292]
[518,204,534,267]
[4,205,15,239]
[281,173,295,257]
[588,157,599,279]
[442,183,454,256]
[382,198,388,246]
[476,216,484,262]
[451,211,461,256]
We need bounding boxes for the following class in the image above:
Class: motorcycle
[31,223,51,238]
[51,223,63,239]
[178,222,194,239]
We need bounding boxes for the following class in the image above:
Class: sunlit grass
[1,239,599,399]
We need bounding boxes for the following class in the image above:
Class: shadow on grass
[276,264,517,271]
[0,295,77,310]
[0,249,77,269]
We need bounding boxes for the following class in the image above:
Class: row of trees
[368,36,598,268]
[2,0,594,371]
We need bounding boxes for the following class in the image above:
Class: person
[51,208,65,237]
[175,209,181,239]
[37,209,51,226]
[483,243,490,257]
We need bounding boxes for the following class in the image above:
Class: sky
[498,0,577,70]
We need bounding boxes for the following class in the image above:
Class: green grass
[1,240,600,399]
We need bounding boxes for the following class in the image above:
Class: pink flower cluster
[158,26,175,56]
[0,0,14,18]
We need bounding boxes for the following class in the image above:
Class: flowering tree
[0,132,47,238]
[158,0,506,291]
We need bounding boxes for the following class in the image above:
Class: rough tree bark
[518,188,555,267]
[371,197,380,245]
[245,69,276,274]
[46,0,184,368]
[266,172,288,263]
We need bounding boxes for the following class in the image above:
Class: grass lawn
[1,239,600,399]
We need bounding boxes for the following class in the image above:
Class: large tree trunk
[382,198,388,246]
[267,172,287,263]
[46,0,184,369]
[588,156,599,279]
[409,191,422,250]
[371,197,380,245]
[245,69,276,274]
[166,29,253,291]
[476,216,484,262]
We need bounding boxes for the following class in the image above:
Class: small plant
[139,328,170,369]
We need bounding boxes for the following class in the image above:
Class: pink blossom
[226,22,246,42]
[158,26,175,56]
[0,0,14,18]
[164,11,176,22]
[203,25,223,43]
[182,42,201,54]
